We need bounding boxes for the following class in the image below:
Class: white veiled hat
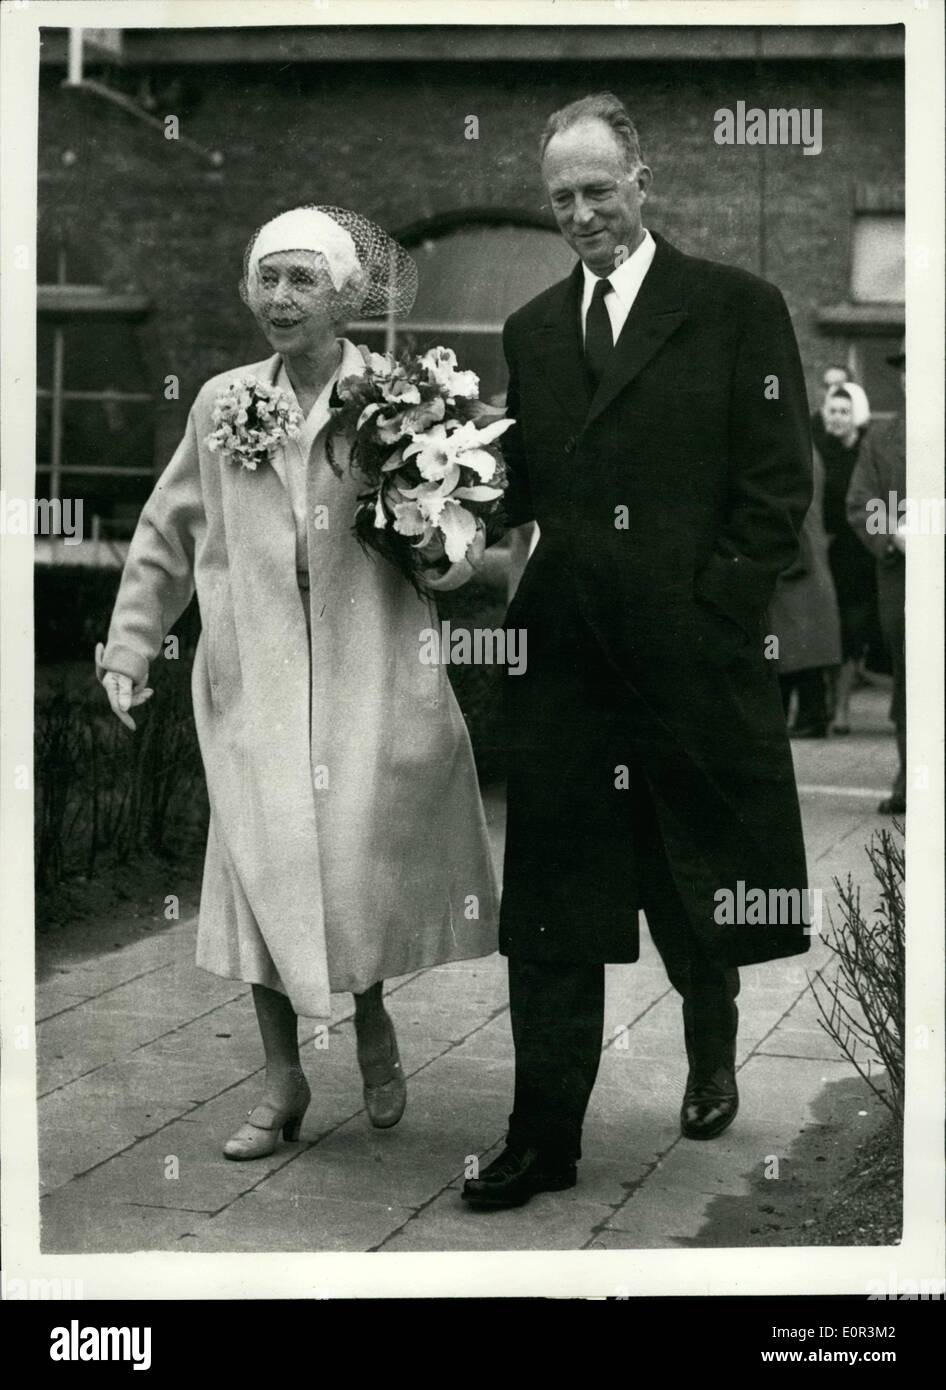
[242,205,418,318]
[248,208,360,292]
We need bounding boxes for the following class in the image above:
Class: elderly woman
[96,206,499,1158]
[817,382,877,733]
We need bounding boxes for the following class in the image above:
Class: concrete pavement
[37,686,900,1254]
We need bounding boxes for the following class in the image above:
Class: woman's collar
[267,338,365,390]
[325,338,368,409]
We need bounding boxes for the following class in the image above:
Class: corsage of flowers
[206,378,303,470]
[325,345,513,589]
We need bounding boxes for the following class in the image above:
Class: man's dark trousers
[503,611,740,1165]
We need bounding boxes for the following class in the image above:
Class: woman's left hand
[417,527,486,592]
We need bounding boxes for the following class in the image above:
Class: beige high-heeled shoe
[223,1079,311,1160]
[356,1012,406,1129]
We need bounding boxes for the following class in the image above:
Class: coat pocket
[205,621,220,693]
[202,579,232,700]
[693,596,752,668]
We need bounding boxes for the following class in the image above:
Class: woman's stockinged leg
[353,979,407,1127]
[251,983,307,1107]
[352,980,388,1056]
[222,984,310,1159]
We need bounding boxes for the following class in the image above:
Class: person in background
[846,341,907,815]
[824,366,850,390]
[818,382,876,733]
[810,364,850,459]
[812,366,871,466]
[768,448,842,738]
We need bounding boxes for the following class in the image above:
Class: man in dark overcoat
[846,343,907,814]
[460,93,815,1208]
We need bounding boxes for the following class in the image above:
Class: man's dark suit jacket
[498,230,814,968]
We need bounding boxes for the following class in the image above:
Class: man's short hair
[539,92,644,173]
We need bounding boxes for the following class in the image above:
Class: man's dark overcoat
[499,230,814,968]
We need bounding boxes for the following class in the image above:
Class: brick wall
[38,56,903,467]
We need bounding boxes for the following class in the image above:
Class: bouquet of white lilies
[326,345,513,589]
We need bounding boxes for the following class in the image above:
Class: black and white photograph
[1,0,943,1315]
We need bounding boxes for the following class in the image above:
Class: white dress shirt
[580,227,657,345]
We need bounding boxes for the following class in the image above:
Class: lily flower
[435,499,479,562]
[358,346,397,377]
[403,416,513,484]
[377,393,446,445]
[395,476,459,508]
[421,346,479,400]
[391,498,435,549]
[379,376,421,406]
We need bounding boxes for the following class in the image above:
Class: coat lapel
[214,355,298,581]
[527,262,590,430]
[585,231,688,426]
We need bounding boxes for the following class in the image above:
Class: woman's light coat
[99,339,499,1018]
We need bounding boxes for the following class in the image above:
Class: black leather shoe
[681,1067,739,1140]
[461,1146,577,1209]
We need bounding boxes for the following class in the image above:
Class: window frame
[815,183,904,422]
[36,284,155,503]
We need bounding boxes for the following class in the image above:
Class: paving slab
[439,1012,516,1062]
[38,1011,175,1095]
[39,1096,189,1192]
[52,1116,307,1215]
[39,1192,213,1254]
[756,1026,845,1061]
[379,1188,617,1252]
[36,981,97,1021]
[69,1050,256,1107]
[48,941,177,993]
[196,1191,415,1253]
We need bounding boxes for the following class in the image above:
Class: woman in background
[817,382,875,733]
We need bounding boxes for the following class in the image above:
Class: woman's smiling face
[249,250,340,352]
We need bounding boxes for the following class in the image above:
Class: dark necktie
[584,276,614,391]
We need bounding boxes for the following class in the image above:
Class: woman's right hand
[95,642,153,731]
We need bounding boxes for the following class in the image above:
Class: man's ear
[635,166,654,202]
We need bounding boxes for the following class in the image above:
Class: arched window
[349,210,577,404]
